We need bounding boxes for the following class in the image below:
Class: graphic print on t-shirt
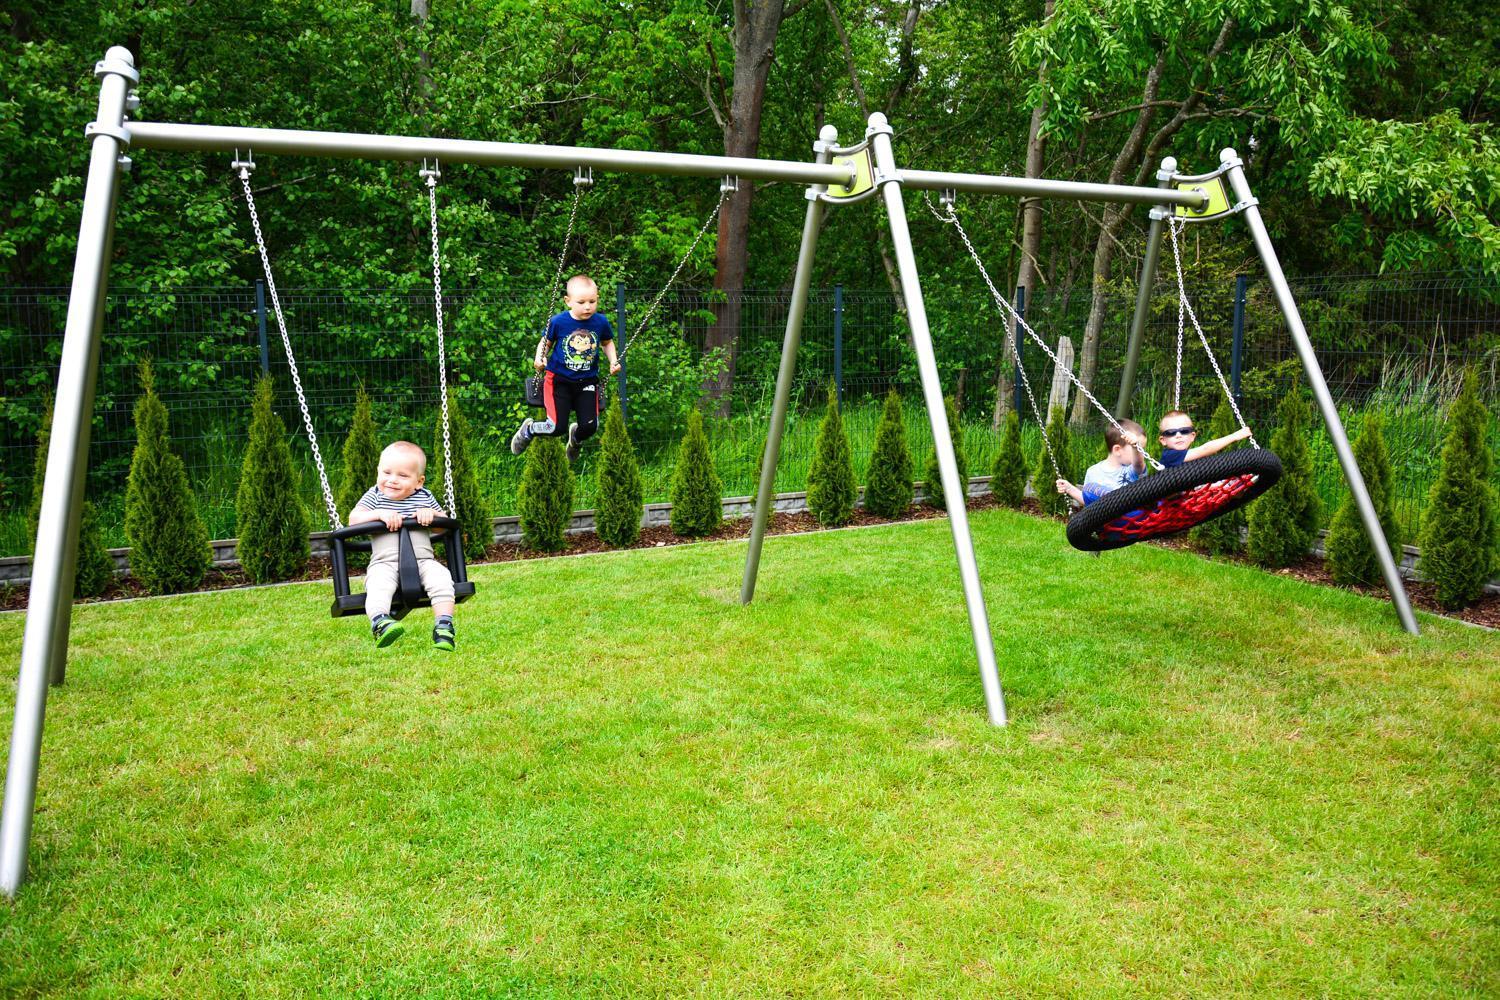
[562,328,598,372]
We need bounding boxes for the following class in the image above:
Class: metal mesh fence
[2,272,1496,554]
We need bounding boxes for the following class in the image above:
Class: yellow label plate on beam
[1173,175,1233,221]
[825,148,876,201]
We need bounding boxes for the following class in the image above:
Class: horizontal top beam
[126,122,857,187]
[901,168,1207,208]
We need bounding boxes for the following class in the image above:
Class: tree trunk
[993,0,1053,429]
[706,0,791,413]
[411,0,433,122]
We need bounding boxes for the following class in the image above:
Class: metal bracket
[1149,205,1171,222]
[573,165,594,189]
[939,188,956,212]
[116,155,133,174]
[721,175,740,195]
[230,150,255,175]
[84,121,131,148]
[94,53,139,84]
[124,91,141,114]
[419,158,441,182]
[814,140,879,205]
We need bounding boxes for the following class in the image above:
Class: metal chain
[1168,218,1260,449]
[541,185,585,331]
[1174,249,1186,409]
[238,163,343,529]
[617,190,727,360]
[929,195,1162,472]
[424,162,457,518]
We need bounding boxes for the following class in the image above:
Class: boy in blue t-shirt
[1056,419,1147,507]
[510,274,622,463]
[1156,409,1252,467]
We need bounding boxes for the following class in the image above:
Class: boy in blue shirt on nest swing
[1055,411,1252,506]
[510,274,622,463]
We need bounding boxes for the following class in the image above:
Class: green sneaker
[372,615,405,648]
[433,620,456,652]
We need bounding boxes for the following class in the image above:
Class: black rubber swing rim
[1065,448,1284,552]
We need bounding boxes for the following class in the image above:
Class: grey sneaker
[566,422,581,463]
[510,418,532,455]
[372,615,405,648]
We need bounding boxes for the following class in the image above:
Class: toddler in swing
[348,440,457,651]
[1056,419,1147,506]
[510,274,621,464]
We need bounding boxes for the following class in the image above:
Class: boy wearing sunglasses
[1157,410,1252,467]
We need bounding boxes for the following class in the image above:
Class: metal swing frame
[2,47,1415,897]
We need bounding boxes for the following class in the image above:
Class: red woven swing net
[1098,473,1261,541]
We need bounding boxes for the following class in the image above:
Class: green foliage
[337,382,380,525]
[1418,370,1499,609]
[992,410,1027,509]
[517,437,573,553]
[235,377,310,584]
[27,395,112,597]
[806,386,856,527]
[924,396,969,509]
[1189,400,1249,555]
[124,361,212,594]
[1325,414,1400,587]
[671,409,722,537]
[863,390,914,518]
[595,399,644,547]
[432,391,491,561]
[1033,407,1077,518]
[1248,392,1323,568]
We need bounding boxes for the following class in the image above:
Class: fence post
[1230,274,1247,406]
[1013,285,1026,416]
[615,283,628,418]
[255,280,270,375]
[833,285,843,406]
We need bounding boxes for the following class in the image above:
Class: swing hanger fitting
[419,158,441,182]
[573,165,594,189]
[939,188,956,212]
[720,175,740,195]
[230,149,255,176]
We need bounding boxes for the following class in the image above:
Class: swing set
[1,47,1420,897]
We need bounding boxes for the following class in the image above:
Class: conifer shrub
[124,360,212,594]
[595,398,644,547]
[1033,406,1077,518]
[991,409,1027,509]
[923,395,969,508]
[1188,399,1249,555]
[1418,368,1499,608]
[1247,390,1322,568]
[337,381,380,523]
[517,436,573,552]
[1325,413,1400,586]
[28,396,112,597]
[671,409,723,536]
[864,389,914,518]
[806,385,856,526]
[235,376,310,583]
[432,390,491,560]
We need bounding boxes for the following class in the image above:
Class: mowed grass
[0,509,1496,997]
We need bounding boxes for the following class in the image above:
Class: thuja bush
[28,395,112,597]
[518,436,573,552]
[1033,406,1077,518]
[124,360,212,594]
[1325,414,1400,587]
[864,390,913,518]
[1247,391,1322,568]
[337,381,380,522]
[1188,399,1248,555]
[235,376,310,584]
[992,410,1027,509]
[1418,369,1499,608]
[432,390,491,560]
[924,395,968,509]
[671,408,722,537]
[595,399,644,547]
[806,386,856,527]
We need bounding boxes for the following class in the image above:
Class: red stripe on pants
[543,371,558,426]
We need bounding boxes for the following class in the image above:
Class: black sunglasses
[1160,426,1195,437]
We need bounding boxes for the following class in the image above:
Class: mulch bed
[3,492,1493,629]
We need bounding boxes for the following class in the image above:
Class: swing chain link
[424,161,458,519]
[1167,218,1259,449]
[237,159,344,530]
[928,195,1163,474]
[617,189,727,360]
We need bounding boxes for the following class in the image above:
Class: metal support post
[1230,273,1248,406]
[615,284,628,417]
[1116,158,1176,419]
[3,46,136,898]
[833,285,844,406]
[1013,285,1026,415]
[866,113,1007,726]
[256,279,270,374]
[741,128,836,605]
[1220,148,1419,635]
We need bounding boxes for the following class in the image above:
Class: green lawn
[0,509,1496,997]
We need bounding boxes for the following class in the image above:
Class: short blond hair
[380,440,427,474]
[565,274,598,297]
[1159,409,1191,429]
